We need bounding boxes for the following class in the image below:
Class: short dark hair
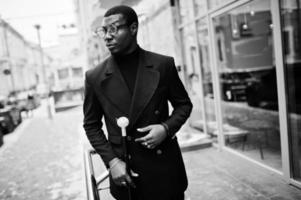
[104,5,138,26]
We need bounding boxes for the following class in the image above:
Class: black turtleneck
[113,46,140,95]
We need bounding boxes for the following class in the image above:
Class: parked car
[0,95,22,135]
[0,106,22,134]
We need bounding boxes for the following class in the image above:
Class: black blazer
[83,48,192,200]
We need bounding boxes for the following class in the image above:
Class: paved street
[0,103,85,200]
[1,102,301,200]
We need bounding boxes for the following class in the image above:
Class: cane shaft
[121,128,126,137]
[117,117,132,199]
[122,132,132,199]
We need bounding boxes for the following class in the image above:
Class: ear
[129,22,138,36]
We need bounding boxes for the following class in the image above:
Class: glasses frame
[94,23,129,38]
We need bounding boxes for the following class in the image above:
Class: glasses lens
[95,27,105,38]
[95,23,125,38]
[108,25,118,35]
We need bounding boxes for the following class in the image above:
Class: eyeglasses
[94,23,128,38]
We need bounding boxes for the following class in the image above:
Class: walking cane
[117,117,132,200]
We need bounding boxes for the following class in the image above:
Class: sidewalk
[184,148,301,200]
[95,142,301,200]
[1,100,301,200]
[182,93,301,199]
[0,101,85,200]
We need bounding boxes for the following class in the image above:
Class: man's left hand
[135,124,167,149]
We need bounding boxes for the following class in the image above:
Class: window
[58,68,69,80]
[213,0,282,170]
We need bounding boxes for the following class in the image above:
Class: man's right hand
[109,158,135,188]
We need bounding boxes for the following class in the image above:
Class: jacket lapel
[129,50,160,127]
[100,57,132,116]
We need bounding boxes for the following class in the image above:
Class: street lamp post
[34,24,53,119]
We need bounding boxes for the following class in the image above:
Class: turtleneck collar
[113,45,140,63]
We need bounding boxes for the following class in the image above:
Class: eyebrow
[102,19,122,27]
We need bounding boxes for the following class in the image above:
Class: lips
[106,44,116,48]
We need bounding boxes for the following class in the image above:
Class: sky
[0,0,76,47]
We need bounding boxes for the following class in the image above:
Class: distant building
[44,25,86,91]
[0,17,53,97]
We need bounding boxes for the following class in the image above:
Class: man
[83,5,192,200]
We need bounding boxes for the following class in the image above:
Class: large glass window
[280,0,301,181]
[196,18,217,141]
[213,0,282,170]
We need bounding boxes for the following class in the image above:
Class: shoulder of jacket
[85,57,110,80]
[144,50,173,62]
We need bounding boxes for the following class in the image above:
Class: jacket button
[156,149,162,155]
[127,136,132,141]
[155,110,160,115]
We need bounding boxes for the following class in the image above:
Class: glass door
[211,0,282,171]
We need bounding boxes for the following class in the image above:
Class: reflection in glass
[280,0,301,181]
[196,18,217,141]
[213,0,282,170]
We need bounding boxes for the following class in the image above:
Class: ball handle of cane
[117,117,129,136]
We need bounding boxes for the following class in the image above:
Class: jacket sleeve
[163,58,193,137]
[83,72,116,167]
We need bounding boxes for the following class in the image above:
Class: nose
[104,31,113,41]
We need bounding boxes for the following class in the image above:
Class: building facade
[0,17,54,98]
[74,0,108,69]
[77,0,301,188]
[45,26,86,91]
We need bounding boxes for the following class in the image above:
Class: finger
[137,125,153,132]
[135,135,151,143]
[143,138,156,147]
[130,170,139,177]
[135,136,147,142]
[147,143,156,149]
[125,174,136,188]
[114,178,123,186]
[121,181,127,186]
[115,177,123,185]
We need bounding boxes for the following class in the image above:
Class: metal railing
[83,148,110,200]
